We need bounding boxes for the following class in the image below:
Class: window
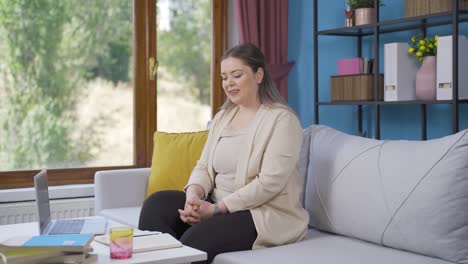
[156,0,212,132]
[0,0,134,171]
[0,0,227,189]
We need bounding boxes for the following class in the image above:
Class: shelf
[318,99,468,105]
[317,11,468,36]
[317,24,374,37]
[319,101,375,105]
[313,0,465,138]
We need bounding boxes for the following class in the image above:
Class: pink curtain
[235,0,294,101]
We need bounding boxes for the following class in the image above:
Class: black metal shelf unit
[313,0,464,140]
[317,11,468,36]
[318,99,468,106]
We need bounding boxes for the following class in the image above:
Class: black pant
[138,190,257,264]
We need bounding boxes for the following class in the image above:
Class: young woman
[139,43,309,263]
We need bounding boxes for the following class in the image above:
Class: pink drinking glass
[110,226,133,259]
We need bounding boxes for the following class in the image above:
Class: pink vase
[415,56,437,101]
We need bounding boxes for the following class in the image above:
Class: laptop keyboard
[49,219,85,235]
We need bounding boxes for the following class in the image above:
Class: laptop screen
[34,170,51,234]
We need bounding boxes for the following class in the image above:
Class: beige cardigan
[186,104,309,249]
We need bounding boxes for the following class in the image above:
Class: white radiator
[0,198,95,225]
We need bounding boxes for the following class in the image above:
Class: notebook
[22,234,94,248]
[34,170,107,235]
[94,233,182,253]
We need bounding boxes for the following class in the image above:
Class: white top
[211,126,248,202]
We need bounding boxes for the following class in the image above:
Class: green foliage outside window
[0,0,211,170]
[157,0,211,105]
[0,0,131,169]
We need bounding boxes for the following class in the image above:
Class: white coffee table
[0,220,206,264]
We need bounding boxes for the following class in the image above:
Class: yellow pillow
[146,130,208,198]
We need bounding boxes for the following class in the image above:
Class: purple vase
[415,56,437,101]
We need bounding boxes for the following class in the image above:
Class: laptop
[34,170,107,235]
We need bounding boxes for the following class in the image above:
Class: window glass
[156,0,212,132]
[0,0,133,170]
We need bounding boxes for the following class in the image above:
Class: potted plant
[347,0,383,26]
[408,34,439,100]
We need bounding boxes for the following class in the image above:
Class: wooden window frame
[211,0,228,116]
[0,0,227,189]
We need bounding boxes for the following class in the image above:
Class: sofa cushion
[212,228,452,264]
[99,206,142,228]
[305,125,468,263]
[146,131,208,197]
[297,128,312,206]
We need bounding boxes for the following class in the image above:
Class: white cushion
[213,228,452,264]
[305,125,468,263]
[94,168,150,213]
[99,206,142,228]
[297,128,313,206]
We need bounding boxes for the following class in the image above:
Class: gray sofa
[95,125,468,264]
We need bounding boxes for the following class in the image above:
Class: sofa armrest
[94,168,150,214]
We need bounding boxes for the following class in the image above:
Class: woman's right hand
[178,185,205,225]
[178,197,202,225]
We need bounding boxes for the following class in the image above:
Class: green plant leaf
[347,0,384,9]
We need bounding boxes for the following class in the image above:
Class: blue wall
[288,0,468,139]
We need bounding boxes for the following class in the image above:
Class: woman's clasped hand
[178,198,217,224]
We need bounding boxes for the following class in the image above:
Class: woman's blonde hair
[220,43,290,111]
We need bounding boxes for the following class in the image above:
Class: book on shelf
[367,59,375,74]
[0,234,94,264]
[337,57,374,76]
[338,58,362,75]
[94,233,182,253]
[363,58,375,74]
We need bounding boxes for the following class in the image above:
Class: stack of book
[0,234,96,264]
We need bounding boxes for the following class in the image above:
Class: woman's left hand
[186,199,216,220]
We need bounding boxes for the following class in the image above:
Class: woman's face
[221,57,263,107]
